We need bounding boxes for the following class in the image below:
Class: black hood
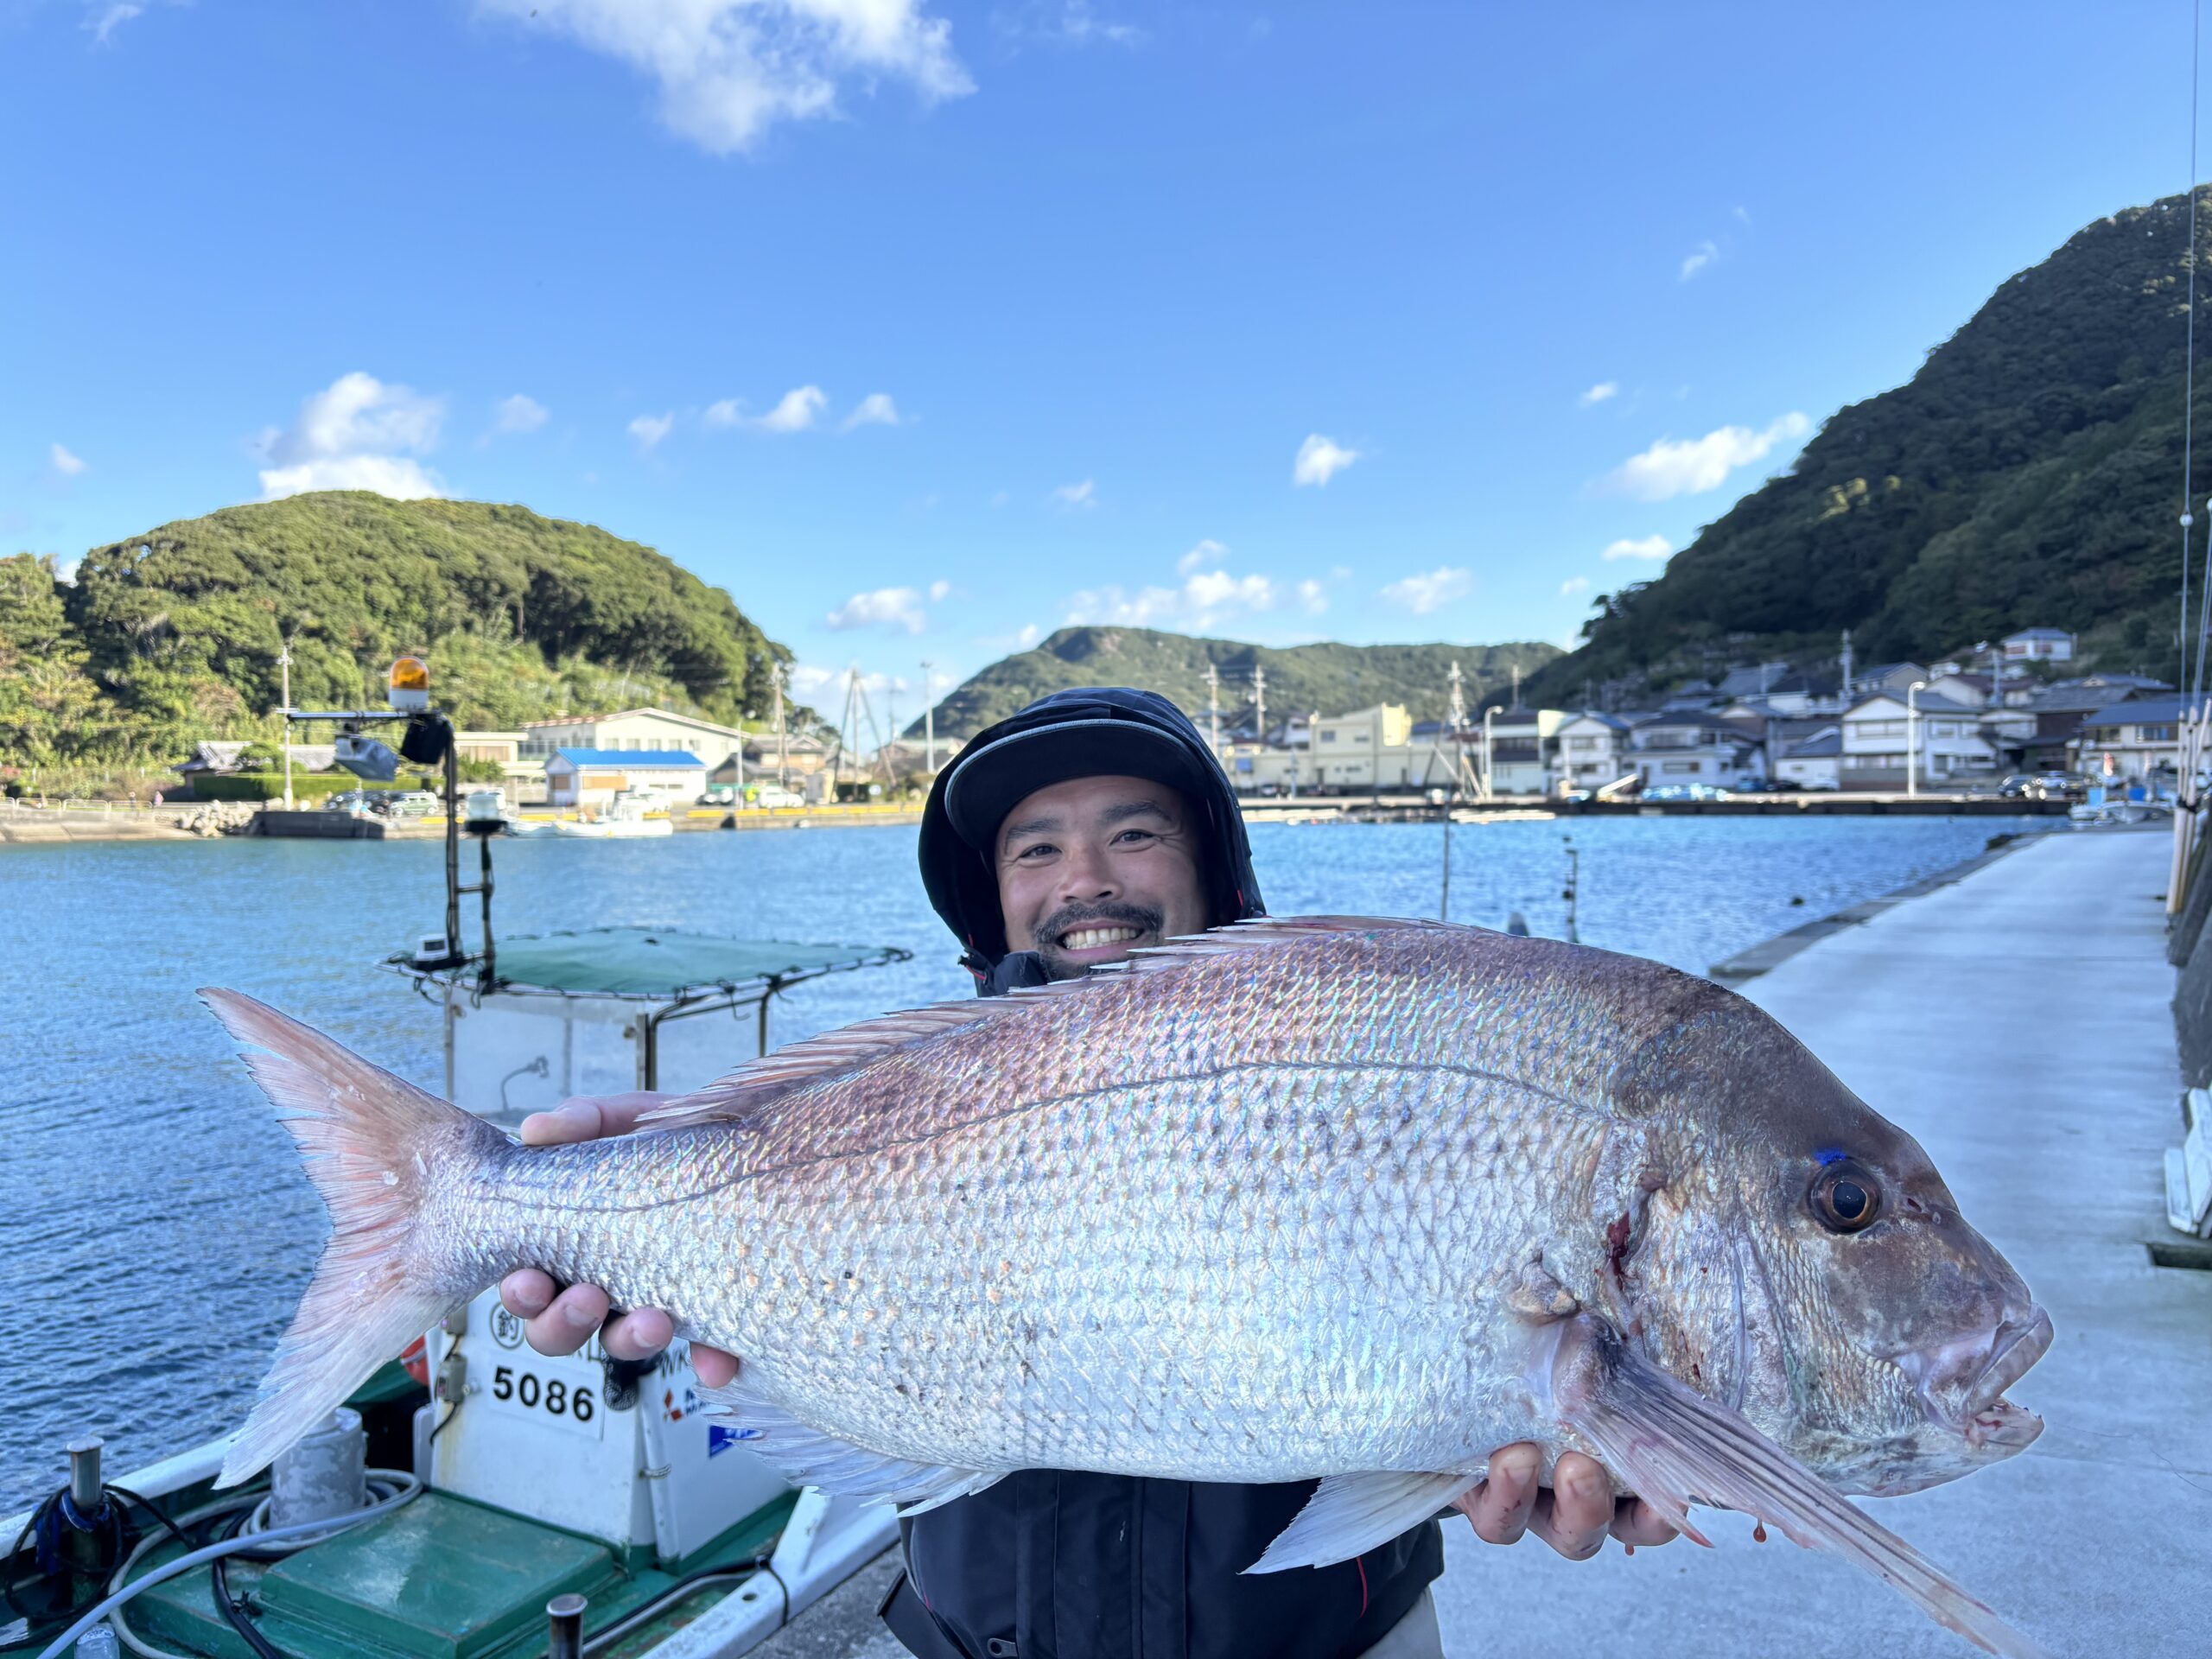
[918,685,1266,983]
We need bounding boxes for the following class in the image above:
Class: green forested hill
[0,492,788,781]
[1530,188,2212,704]
[918,626,1561,741]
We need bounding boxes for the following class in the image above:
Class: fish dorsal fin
[640,915,1469,1131]
[1246,1470,1481,1573]
[637,1001,1007,1130]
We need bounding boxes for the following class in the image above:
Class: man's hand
[1451,1446,1676,1558]
[496,1094,741,1389]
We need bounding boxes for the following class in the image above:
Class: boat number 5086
[492,1364,595,1421]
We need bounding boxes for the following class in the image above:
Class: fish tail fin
[201,988,507,1489]
[1552,1315,2050,1659]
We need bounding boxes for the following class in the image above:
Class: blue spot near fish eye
[1815,1147,1850,1166]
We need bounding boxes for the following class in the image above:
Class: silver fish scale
[444,928,1650,1485]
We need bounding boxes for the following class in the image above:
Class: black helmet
[918,686,1266,981]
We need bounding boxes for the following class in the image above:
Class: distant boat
[550,793,674,839]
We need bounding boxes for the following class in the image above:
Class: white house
[1839,692,1993,790]
[2069,696,2199,782]
[522,709,747,771]
[2004,627,2076,664]
[1629,715,1761,790]
[1776,726,1842,791]
[543,747,706,810]
[1554,713,1638,791]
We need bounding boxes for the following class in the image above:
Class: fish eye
[1809,1161,1881,1234]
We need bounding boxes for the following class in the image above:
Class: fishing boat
[550,794,676,840]
[3,660,916,1659]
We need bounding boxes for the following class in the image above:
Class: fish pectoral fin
[1549,1314,2050,1659]
[1243,1471,1478,1574]
[697,1380,1001,1512]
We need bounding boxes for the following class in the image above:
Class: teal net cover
[481,926,906,996]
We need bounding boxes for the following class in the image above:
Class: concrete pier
[759,830,2210,1657]
[1427,827,2212,1656]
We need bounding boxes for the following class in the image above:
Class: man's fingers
[518,1100,604,1147]
[524,1284,610,1356]
[1609,1497,1680,1548]
[500,1268,557,1319]
[518,1093,676,1146]
[1527,1452,1613,1560]
[691,1345,741,1389]
[1453,1443,1542,1545]
[601,1307,674,1362]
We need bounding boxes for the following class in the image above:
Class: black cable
[103,1490,187,1551]
[209,1512,288,1659]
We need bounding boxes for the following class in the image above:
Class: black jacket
[885,687,1444,1659]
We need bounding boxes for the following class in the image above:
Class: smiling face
[995,773,1211,981]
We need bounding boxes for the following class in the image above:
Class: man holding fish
[496,688,1677,1659]
[200,685,2053,1659]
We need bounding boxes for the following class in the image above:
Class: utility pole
[1205,664,1221,755]
[1510,663,1522,710]
[772,667,789,787]
[1251,664,1267,751]
[1482,706,1496,803]
[1840,628,1854,704]
[277,639,295,810]
[921,659,937,772]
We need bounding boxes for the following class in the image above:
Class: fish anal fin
[1244,1471,1479,1574]
[1550,1315,2050,1659]
[697,1378,1002,1512]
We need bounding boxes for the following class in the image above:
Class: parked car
[749,786,804,809]
[1998,774,2035,799]
[390,790,442,817]
[2030,772,2083,800]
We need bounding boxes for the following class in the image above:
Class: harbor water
[0,814,2049,1510]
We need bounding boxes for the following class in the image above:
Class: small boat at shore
[549,794,675,839]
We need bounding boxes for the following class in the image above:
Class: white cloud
[1007,1,1145,47]
[85,3,141,43]
[1067,569,1278,632]
[757,385,826,432]
[1732,205,1753,228]
[1601,533,1676,562]
[1053,478,1096,510]
[708,385,827,432]
[628,411,675,450]
[928,579,951,601]
[1680,239,1719,282]
[482,0,974,156]
[1176,538,1228,576]
[827,585,930,633]
[1579,382,1618,407]
[1378,566,1472,615]
[1295,578,1328,615]
[1560,575,1590,596]
[493,393,548,435]
[1605,413,1809,501]
[842,391,904,429]
[49,443,86,477]
[257,372,446,499]
[1293,433,1358,487]
[1016,622,1040,647]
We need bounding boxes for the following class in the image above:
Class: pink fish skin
[201,917,2052,1657]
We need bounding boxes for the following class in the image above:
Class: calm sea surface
[0,815,2045,1510]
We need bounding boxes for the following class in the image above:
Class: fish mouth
[1936,1306,2053,1452]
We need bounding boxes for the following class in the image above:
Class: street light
[1907,678,1928,798]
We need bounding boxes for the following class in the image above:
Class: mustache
[1034,900,1164,948]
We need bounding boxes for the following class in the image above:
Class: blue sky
[2,1,2200,717]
